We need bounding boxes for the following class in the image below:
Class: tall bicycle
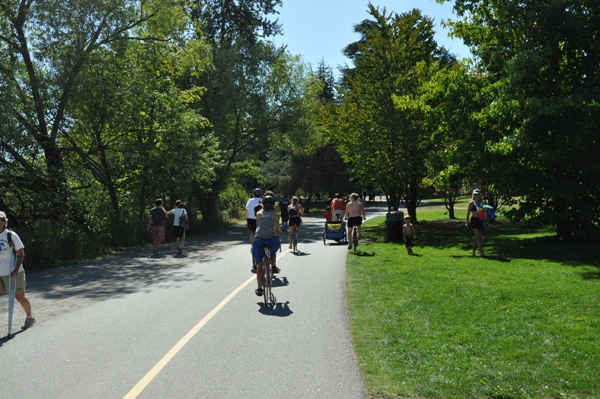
[260,244,274,307]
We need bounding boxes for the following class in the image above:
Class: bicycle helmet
[262,195,275,210]
[252,187,262,197]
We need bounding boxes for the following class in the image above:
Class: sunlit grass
[347,210,600,399]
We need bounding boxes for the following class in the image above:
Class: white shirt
[245,197,262,219]
[0,229,24,276]
[169,208,186,227]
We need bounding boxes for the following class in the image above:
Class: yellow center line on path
[123,249,290,399]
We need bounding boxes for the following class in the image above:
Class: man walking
[0,211,35,330]
[148,198,168,256]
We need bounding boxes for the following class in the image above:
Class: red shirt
[330,198,346,211]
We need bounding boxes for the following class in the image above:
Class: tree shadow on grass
[372,219,600,268]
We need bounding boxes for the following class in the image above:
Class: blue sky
[271,0,471,75]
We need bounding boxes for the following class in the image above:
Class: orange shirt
[330,198,346,211]
[325,210,333,221]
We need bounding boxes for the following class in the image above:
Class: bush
[17,220,109,271]
[219,182,247,221]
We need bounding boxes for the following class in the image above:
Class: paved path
[0,203,389,398]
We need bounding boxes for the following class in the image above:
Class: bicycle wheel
[293,231,298,253]
[263,253,271,306]
[322,230,326,246]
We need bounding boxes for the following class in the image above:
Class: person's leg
[472,229,483,256]
[253,243,264,294]
[15,291,32,317]
[255,262,264,294]
[288,224,295,248]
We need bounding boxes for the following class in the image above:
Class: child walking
[402,215,416,255]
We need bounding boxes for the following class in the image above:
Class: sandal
[255,288,263,296]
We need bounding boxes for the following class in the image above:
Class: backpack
[7,230,16,254]
[179,210,189,229]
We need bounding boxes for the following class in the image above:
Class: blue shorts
[252,237,281,264]
[404,235,415,248]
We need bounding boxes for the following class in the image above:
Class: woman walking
[466,189,485,257]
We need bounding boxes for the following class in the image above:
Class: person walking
[148,198,168,256]
[279,194,291,232]
[167,200,188,255]
[0,211,36,330]
[402,215,416,255]
[466,188,486,257]
[287,196,304,249]
[344,193,366,248]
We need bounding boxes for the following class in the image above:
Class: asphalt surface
[0,202,389,398]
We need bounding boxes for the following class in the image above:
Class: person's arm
[361,203,366,219]
[466,202,472,225]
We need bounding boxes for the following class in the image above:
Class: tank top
[255,210,277,239]
[346,201,362,217]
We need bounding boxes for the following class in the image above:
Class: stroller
[323,220,347,245]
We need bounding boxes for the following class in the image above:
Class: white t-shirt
[245,197,262,219]
[0,229,24,277]
[170,208,186,227]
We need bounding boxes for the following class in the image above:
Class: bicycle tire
[322,230,326,246]
[263,252,271,306]
[293,230,298,253]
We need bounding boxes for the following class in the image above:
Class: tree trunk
[198,189,222,224]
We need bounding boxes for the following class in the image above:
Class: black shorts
[173,226,185,238]
[289,217,302,227]
[247,218,257,233]
[469,217,484,231]
[280,213,289,223]
[347,216,363,228]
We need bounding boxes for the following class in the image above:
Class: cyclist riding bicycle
[287,196,304,249]
[245,187,263,246]
[330,193,346,221]
[252,195,281,297]
[345,192,366,249]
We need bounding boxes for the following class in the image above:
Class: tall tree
[0,0,172,223]
[335,4,455,220]
[442,0,600,240]
[187,0,279,223]
[187,0,322,223]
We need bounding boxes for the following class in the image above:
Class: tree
[0,0,173,224]
[187,0,316,223]
[335,4,456,221]
[443,0,600,240]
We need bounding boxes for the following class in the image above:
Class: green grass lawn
[347,205,600,399]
